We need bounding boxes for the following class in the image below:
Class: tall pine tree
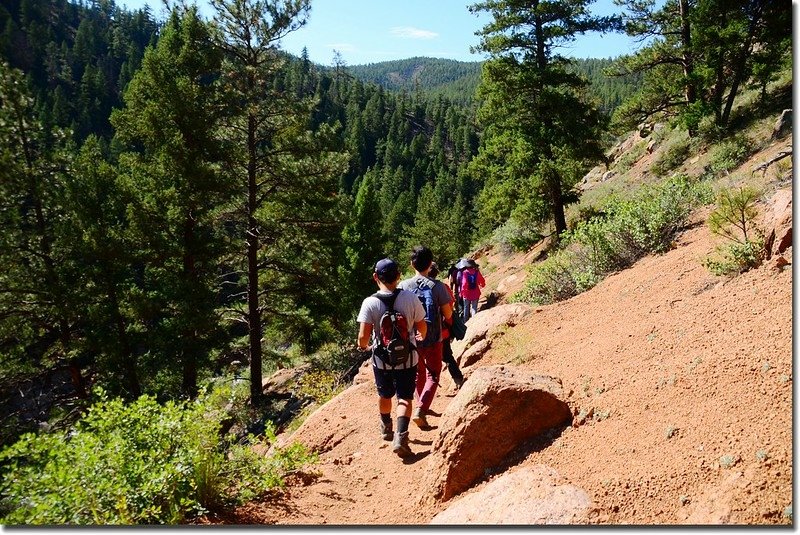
[110,7,231,398]
[469,0,613,237]
[208,0,346,401]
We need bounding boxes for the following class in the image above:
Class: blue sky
[119,0,649,65]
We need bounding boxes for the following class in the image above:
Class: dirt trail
[207,215,793,525]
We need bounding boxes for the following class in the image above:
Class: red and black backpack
[372,289,412,367]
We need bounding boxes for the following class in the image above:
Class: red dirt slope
[208,203,792,525]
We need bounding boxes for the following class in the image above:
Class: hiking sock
[380,412,393,440]
[397,415,410,435]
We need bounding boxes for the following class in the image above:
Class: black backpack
[372,290,413,367]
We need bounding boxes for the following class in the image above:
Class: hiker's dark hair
[410,245,433,273]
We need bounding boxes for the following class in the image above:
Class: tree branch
[752,149,792,177]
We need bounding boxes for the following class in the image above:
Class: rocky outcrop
[420,365,572,502]
[262,364,309,395]
[430,465,591,524]
[451,303,532,368]
[771,109,792,140]
[760,188,792,260]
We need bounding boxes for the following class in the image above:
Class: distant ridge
[346,56,639,114]
[348,57,482,105]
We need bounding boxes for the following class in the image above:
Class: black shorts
[373,365,417,400]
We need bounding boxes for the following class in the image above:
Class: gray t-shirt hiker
[399,275,451,345]
[357,289,425,370]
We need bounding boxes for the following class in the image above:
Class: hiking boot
[455,376,465,390]
[379,420,393,441]
[412,407,430,429]
[392,431,413,458]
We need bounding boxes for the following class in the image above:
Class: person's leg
[392,367,417,457]
[417,343,443,411]
[463,299,473,321]
[374,367,396,440]
[415,355,426,401]
[412,346,433,428]
[379,398,393,439]
[441,340,464,387]
[470,298,478,318]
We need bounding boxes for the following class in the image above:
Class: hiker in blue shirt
[357,258,426,458]
[398,246,453,430]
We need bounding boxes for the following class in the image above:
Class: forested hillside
[0,0,482,427]
[348,57,482,106]
[347,56,640,115]
[0,0,159,142]
[0,0,790,525]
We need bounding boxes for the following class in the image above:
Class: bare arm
[414,319,427,342]
[441,302,453,321]
[357,322,373,350]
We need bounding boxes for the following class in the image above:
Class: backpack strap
[373,288,401,311]
[416,276,436,292]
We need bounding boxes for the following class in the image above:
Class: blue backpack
[413,277,441,348]
[466,271,478,290]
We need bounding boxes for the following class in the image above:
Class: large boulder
[261,363,310,394]
[420,365,572,502]
[430,465,591,525]
[452,303,532,368]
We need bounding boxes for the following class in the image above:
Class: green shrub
[0,389,316,525]
[703,236,765,276]
[604,175,711,257]
[702,186,765,276]
[514,176,710,305]
[652,133,692,177]
[491,218,544,254]
[697,114,726,143]
[512,249,584,305]
[708,135,752,176]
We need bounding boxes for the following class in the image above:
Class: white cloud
[390,26,438,40]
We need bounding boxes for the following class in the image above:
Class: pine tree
[338,169,384,314]
[611,0,790,133]
[208,0,347,402]
[67,136,141,398]
[0,61,86,395]
[469,0,613,236]
[110,7,231,398]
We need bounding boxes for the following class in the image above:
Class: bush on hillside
[297,342,356,405]
[702,186,765,276]
[708,135,752,176]
[0,389,316,525]
[652,133,692,177]
[491,218,545,254]
[513,176,711,305]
